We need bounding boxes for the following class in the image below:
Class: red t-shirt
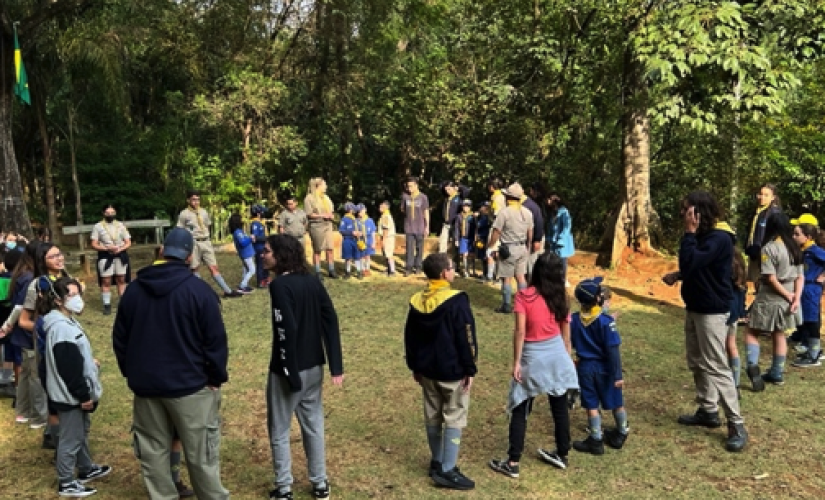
[513,287,570,342]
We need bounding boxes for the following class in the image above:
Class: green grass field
[1,252,825,499]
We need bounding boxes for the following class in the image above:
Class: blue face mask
[5,241,16,250]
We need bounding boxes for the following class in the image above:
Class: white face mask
[64,295,85,315]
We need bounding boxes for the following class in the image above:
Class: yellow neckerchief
[715,221,735,235]
[444,193,458,220]
[409,189,420,221]
[315,190,331,213]
[579,305,603,327]
[410,279,461,313]
[153,260,168,266]
[100,219,122,244]
[505,199,527,222]
[460,211,471,237]
[186,206,205,231]
[748,204,769,246]
[802,240,815,251]
[490,190,503,213]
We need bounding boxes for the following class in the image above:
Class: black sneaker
[488,458,519,478]
[429,460,442,478]
[223,290,243,299]
[269,488,293,500]
[356,271,364,280]
[494,304,513,314]
[572,436,604,455]
[762,371,785,385]
[725,421,748,452]
[603,428,628,450]
[175,480,194,498]
[103,304,111,316]
[328,270,339,280]
[58,480,97,497]
[747,364,765,392]
[432,466,475,490]
[78,465,111,484]
[311,481,330,499]
[537,448,568,469]
[792,352,821,368]
[677,408,721,428]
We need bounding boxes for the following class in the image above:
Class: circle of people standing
[0,178,823,498]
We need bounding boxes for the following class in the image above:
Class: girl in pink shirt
[489,252,579,478]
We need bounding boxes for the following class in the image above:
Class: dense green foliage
[2,0,824,248]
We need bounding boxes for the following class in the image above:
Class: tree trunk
[0,84,34,238]
[68,104,84,250]
[36,90,59,243]
[729,78,742,228]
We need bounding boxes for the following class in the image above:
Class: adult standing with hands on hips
[90,204,132,315]
[304,178,338,280]
[662,191,748,453]
[113,228,230,500]
[177,190,243,298]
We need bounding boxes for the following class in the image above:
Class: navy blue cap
[162,228,194,260]
[250,204,266,216]
[575,277,604,305]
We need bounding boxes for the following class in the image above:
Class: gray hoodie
[44,310,102,408]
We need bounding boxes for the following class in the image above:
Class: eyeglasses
[46,253,65,260]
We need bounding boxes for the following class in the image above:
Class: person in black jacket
[745,183,783,289]
[262,234,343,500]
[663,191,748,453]
[113,228,230,500]
[404,253,477,491]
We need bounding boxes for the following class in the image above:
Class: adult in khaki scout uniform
[177,190,242,299]
[487,183,533,314]
[90,204,132,315]
[304,178,339,279]
[278,196,309,242]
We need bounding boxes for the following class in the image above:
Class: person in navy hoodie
[663,191,748,453]
[113,228,230,500]
[251,205,270,288]
[229,213,255,294]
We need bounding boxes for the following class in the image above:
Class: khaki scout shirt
[177,207,211,240]
[304,194,334,223]
[278,209,308,238]
[91,220,131,247]
[493,204,533,244]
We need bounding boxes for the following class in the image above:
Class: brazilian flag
[13,26,31,106]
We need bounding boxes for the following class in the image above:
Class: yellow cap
[791,213,819,227]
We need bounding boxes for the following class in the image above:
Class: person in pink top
[489,252,579,479]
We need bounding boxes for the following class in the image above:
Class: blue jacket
[546,206,575,258]
[113,260,229,398]
[476,214,491,242]
[453,213,476,241]
[364,218,376,246]
[801,244,825,322]
[10,272,33,350]
[679,228,734,314]
[233,228,255,260]
[339,215,357,239]
[571,311,622,381]
[251,220,267,250]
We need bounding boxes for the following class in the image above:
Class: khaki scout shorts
[420,377,470,429]
[497,245,528,278]
[309,222,333,253]
[192,240,218,269]
[382,236,396,258]
[97,257,128,277]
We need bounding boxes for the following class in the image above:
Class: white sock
[101,292,112,306]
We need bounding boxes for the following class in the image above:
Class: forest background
[1,0,824,265]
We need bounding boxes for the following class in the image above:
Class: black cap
[162,228,194,260]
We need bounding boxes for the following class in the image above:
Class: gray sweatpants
[132,388,229,500]
[57,408,93,484]
[267,366,327,490]
[685,311,743,424]
[18,349,48,423]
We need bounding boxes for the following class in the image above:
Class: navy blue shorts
[578,367,623,410]
[3,343,21,365]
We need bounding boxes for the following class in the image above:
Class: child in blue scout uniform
[359,204,377,277]
[570,277,629,455]
[339,203,364,280]
[474,203,491,281]
[229,213,256,294]
[250,205,270,288]
[453,200,476,278]
[790,214,825,367]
